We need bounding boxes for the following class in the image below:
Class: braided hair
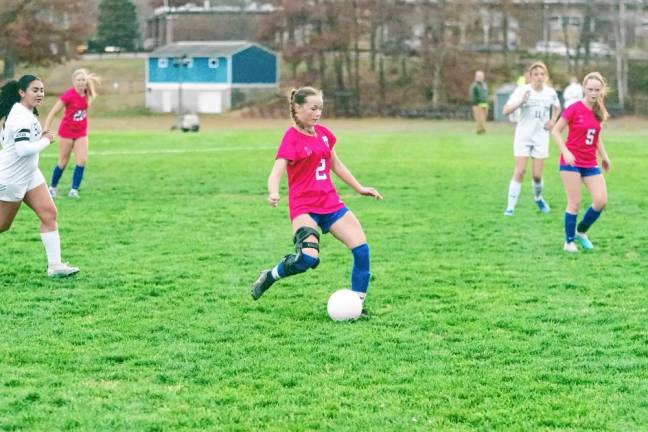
[289,86,321,130]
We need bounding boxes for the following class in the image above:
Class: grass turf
[0,120,646,430]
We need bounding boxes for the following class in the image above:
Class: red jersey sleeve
[276,128,298,161]
[561,102,576,123]
[59,89,72,105]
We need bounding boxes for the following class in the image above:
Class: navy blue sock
[272,253,319,280]
[351,244,370,298]
[564,212,577,242]
[577,207,602,233]
[51,165,65,188]
[72,165,85,190]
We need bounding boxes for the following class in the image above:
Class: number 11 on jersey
[315,158,327,180]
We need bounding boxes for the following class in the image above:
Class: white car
[534,41,574,56]
[581,42,614,57]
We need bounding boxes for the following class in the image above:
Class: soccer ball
[327,289,362,321]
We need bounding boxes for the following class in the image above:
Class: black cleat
[251,270,275,300]
[360,308,370,318]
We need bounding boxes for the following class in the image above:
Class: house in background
[145,1,274,50]
[145,41,278,114]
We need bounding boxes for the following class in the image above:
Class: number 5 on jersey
[315,158,327,180]
[585,128,596,145]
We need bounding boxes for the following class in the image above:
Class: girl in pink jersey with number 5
[251,87,382,311]
[551,72,611,253]
[44,69,100,199]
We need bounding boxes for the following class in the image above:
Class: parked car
[534,41,574,56]
[579,42,614,57]
[104,46,122,53]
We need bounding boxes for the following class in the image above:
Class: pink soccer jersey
[58,88,88,139]
[560,101,601,168]
[276,124,345,220]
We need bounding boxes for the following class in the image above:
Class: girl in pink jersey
[44,69,100,199]
[251,87,382,312]
[551,72,611,252]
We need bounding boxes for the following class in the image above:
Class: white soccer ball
[327,289,362,321]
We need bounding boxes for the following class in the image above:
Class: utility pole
[173,54,190,129]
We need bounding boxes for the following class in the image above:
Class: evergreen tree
[97,0,139,51]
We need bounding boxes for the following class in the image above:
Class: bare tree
[613,0,628,110]
[0,0,94,79]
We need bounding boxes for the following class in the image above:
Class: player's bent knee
[40,207,57,225]
[281,252,320,276]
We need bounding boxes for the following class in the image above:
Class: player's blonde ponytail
[73,68,102,106]
[583,72,609,123]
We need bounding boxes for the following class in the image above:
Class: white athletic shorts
[0,169,46,202]
[513,139,549,159]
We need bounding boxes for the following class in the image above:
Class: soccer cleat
[504,208,514,216]
[360,308,370,318]
[251,269,275,300]
[575,231,594,250]
[68,189,80,199]
[535,197,550,214]
[563,242,578,253]
[48,186,57,198]
[48,262,80,278]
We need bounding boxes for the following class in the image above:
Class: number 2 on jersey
[585,128,596,145]
[315,158,327,180]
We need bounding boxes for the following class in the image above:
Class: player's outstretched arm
[267,158,288,207]
[43,100,64,131]
[330,151,383,200]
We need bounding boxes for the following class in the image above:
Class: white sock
[40,230,61,265]
[507,180,522,210]
[532,179,543,200]
[356,291,366,303]
[271,265,281,280]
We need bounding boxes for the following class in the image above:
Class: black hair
[0,75,41,119]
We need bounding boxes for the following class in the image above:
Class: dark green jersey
[470,81,488,105]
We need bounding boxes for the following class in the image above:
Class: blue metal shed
[146,41,279,114]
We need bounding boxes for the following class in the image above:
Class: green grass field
[1,119,647,431]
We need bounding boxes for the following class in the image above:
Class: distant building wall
[148,57,229,83]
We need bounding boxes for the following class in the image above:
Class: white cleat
[68,189,80,199]
[48,262,80,278]
[563,242,579,253]
[504,208,514,216]
[49,186,57,198]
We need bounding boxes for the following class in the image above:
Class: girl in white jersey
[0,75,79,277]
[502,62,561,216]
